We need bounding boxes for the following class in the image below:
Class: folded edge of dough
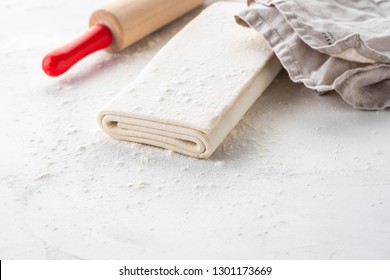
[97,2,282,159]
[98,54,281,158]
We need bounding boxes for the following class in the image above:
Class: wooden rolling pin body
[90,0,204,52]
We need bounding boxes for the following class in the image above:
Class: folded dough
[98,2,282,158]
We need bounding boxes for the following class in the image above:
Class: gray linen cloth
[236,0,390,109]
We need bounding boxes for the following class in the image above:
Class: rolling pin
[42,0,204,77]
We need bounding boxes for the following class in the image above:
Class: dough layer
[98,2,282,158]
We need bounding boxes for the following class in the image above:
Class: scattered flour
[128,181,150,189]
[0,0,389,260]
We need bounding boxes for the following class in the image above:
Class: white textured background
[0,0,389,259]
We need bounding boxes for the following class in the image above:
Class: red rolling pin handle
[42,24,112,77]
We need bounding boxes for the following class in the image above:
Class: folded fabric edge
[334,64,390,110]
[249,1,390,64]
[236,8,335,93]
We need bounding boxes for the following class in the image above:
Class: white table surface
[1,0,389,259]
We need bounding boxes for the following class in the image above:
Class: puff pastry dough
[98,2,282,158]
